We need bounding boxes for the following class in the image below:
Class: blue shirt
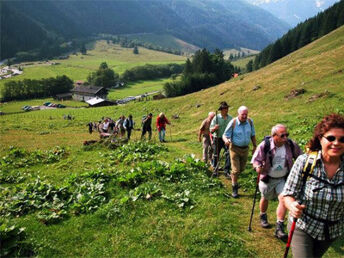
[224,117,255,147]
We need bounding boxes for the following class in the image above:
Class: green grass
[107,78,172,100]
[1,27,344,257]
[231,55,256,70]
[0,40,185,94]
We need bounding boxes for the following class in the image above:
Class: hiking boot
[275,221,288,242]
[260,213,270,228]
[232,184,239,198]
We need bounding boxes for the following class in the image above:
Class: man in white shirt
[251,124,302,241]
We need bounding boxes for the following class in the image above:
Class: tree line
[1,76,73,101]
[164,49,239,97]
[111,36,183,56]
[248,0,344,72]
[120,64,184,82]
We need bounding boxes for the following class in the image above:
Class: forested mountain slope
[1,0,289,59]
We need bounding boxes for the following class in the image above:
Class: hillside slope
[0,25,343,258]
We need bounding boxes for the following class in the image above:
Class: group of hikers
[198,101,344,258]
[87,112,171,142]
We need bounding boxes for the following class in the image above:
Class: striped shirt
[282,152,344,240]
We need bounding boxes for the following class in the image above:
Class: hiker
[156,113,170,142]
[87,122,93,134]
[223,106,257,198]
[141,113,153,140]
[282,113,344,258]
[210,101,232,176]
[124,114,134,140]
[251,124,302,241]
[199,111,216,163]
[101,118,110,133]
[116,115,126,138]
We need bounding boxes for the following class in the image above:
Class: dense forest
[164,49,238,97]
[1,76,73,101]
[247,0,344,72]
[120,64,184,82]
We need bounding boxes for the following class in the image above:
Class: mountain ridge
[1,0,289,59]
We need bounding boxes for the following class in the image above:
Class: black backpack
[263,136,296,167]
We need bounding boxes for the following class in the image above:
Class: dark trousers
[141,127,152,140]
[127,129,132,140]
[288,222,334,258]
[212,137,230,173]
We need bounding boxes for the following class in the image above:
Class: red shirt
[156,116,170,131]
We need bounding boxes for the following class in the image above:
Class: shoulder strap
[287,139,296,158]
[231,118,237,139]
[302,152,318,183]
[263,136,272,166]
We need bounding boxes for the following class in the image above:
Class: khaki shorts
[229,144,249,175]
[259,177,285,200]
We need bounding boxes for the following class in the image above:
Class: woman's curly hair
[307,113,344,151]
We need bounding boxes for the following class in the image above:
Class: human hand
[289,201,306,219]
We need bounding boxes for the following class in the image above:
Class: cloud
[315,0,325,8]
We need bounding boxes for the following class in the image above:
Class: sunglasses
[323,135,344,143]
[278,133,289,138]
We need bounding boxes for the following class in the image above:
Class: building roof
[86,97,115,106]
[72,85,105,94]
[55,92,72,98]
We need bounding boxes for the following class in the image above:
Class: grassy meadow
[0,40,185,93]
[1,26,344,257]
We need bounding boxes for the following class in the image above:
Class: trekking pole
[248,170,260,231]
[211,150,226,178]
[170,125,172,142]
[283,152,317,258]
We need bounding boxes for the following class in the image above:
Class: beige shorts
[259,177,285,200]
[229,144,249,175]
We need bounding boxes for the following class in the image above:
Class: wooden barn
[72,86,108,102]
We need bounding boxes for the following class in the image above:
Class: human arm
[209,116,219,133]
[251,141,265,173]
[282,155,307,217]
[222,119,234,146]
[251,135,257,155]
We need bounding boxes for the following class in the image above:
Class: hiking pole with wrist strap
[248,169,260,231]
[283,152,318,258]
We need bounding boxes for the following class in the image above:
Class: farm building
[54,93,73,101]
[72,86,108,102]
[86,97,116,107]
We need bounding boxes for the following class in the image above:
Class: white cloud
[315,0,325,8]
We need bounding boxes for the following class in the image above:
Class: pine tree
[246,60,253,72]
[133,46,139,54]
[80,43,87,55]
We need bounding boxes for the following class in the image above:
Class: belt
[233,145,248,149]
[304,210,340,241]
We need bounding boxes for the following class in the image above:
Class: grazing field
[1,27,344,257]
[231,55,256,70]
[107,78,172,100]
[0,40,186,94]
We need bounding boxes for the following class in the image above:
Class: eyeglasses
[323,135,344,143]
[278,133,289,138]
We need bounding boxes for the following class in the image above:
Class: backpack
[263,136,296,167]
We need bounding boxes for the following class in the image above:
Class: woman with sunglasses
[282,113,344,258]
